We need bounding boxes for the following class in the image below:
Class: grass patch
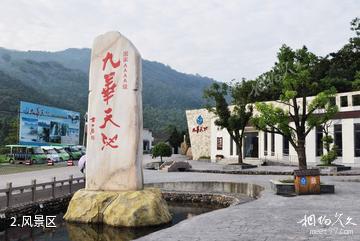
[0,154,7,163]
[0,162,69,175]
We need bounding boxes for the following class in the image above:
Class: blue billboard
[19,101,80,145]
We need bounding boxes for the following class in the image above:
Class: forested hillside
[0,47,215,144]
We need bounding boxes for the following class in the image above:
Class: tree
[3,118,19,145]
[152,142,172,163]
[183,129,191,147]
[320,121,338,165]
[204,80,253,164]
[252,45,338,169]
[314,18,360,92]
[166,125,183,154]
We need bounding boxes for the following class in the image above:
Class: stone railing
[0,176,85,210]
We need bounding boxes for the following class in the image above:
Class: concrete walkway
[140,170,360,241]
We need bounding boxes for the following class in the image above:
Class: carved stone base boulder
[64,188,172,227]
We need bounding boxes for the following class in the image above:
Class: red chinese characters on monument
[99,108,120,129]
[101,133,119,150]
[97,51,121,151]
[122,51,128,89]
[102,72,116,105]
[89,117,96,140]
[102,52,120,70]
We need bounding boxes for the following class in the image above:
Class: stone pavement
[154,154,360,176]
[139,170,360,241]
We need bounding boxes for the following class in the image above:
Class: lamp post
[82,112,88,146]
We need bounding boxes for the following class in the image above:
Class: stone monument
[64,31,172,227]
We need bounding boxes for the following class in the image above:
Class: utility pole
[82,112,88,146]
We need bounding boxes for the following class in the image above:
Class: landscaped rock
[104,188,172,227]
[144,161,161,170]
[64,188,172,227]
[180,142,189,155]
[159,161,192,172]
[186,147,193,159]
[63,190,118,223]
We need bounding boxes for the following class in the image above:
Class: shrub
[152,142,172,163]
[320,147,338,165]
[199,156,210,159]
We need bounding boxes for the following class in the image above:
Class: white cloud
[0,0,358,81]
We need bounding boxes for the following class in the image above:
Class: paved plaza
[1,155,360,240]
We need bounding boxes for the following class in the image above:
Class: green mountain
[0,47,215,142]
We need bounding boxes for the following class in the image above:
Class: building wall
[187,91,360,167]
[186,108,214,160]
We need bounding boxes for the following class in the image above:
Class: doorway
[244,132,259,158]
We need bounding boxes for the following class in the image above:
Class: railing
[0,176,85,210]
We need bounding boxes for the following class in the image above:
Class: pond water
[0,202,221,241]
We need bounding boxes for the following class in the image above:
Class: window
[271,129,275,156]
[230,136,233,155]
[353,94,360,106]
[316,126,323,156]
[264,131,268,156]
[354,124,360,157]
[334,124,342,156]
[283,136,289,156]
[340,96,348,107]
[217,137,223,150]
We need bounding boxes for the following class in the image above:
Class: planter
[270,180,335,196]
[294,169,320,195]
[317,164,352,172]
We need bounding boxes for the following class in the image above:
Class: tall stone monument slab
[86,31,143,191]
[64,32,172,227]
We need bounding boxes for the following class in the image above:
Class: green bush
[0,146,9,155]
[320,132,338,165]
[199,156,210,159]
[152,142,172,163]
[320,147,337,165]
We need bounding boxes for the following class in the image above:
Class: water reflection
[1,202,220,241]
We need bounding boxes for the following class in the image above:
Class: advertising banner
[19,101,80,145]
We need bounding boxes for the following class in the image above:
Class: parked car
[75,145,86,155]
[41,146,61,163]
[64,146,82,160]
[5,145,48,164]
[54,147,70,162]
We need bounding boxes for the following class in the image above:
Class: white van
[41,146,61,163]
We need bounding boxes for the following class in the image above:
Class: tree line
[204,18,360,170]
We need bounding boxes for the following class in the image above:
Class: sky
[0,0,359,82]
